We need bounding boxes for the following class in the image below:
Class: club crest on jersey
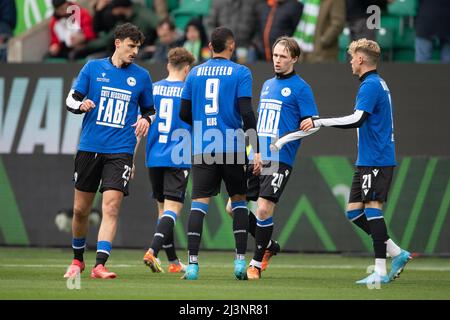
[281,87,291,97]
[127,77,136,87]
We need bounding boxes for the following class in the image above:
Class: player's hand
[269,143,279,152]
[80,99,95,112]
[252,153,262,176]
[132,117,150,138]
[131,163,136,180]
[300,118,314,131]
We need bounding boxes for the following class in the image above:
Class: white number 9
[158,98,173,133]
[205,78,219,115]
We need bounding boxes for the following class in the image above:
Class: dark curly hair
[113,23,145,44]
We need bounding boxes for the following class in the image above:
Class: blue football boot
[182,264,199,280]
[389,249,412,281]
[234,259,248,280]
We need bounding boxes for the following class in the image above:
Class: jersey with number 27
[73,58,154,155]
[146,79,191,168]
[181,58,252,155]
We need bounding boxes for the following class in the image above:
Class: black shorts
[191,153,247,199]
[349,166,394,203]
[247,161,292,204]
[148,167,190,203]
[73,151,133,196]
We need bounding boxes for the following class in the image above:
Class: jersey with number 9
[182,58,253,155]
[146,79,191,168]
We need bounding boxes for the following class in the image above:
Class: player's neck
[110,54,129,68]
[166,71,185,82]
[276,68,296,79]
[212,51,231,60]
[358,68,377,81]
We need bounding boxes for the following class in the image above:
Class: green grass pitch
[1,247,449,300]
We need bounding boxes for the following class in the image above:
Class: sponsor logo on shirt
[96,72,110,83]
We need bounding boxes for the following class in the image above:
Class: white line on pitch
[1,264,450,271]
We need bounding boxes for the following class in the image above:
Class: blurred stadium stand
[8,19,49,62]
[340,0,419,62]
[7,0,91,62]
[6,0,214,62]
[5,0,447,63]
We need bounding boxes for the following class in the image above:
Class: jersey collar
[276,70,296,80]
[359,69,377,82]
[109,57,131,69]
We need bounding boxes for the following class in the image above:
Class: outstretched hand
[300,118,314,131]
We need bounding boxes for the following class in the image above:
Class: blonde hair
[167,47,195,70]
[347,38,381,65]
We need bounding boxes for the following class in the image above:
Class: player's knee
[255,207,271,220]
[73,205,90,218]
[226,204,233,217]
[102,200,121,218]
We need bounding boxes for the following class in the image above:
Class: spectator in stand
[91,0,117,35]
[205,0,259,63]
[47,0,96,60]
[415,0,450,63]
[0,0,16,62]
[183,17,209,63]
[294,0,345,63]
[153,0,170,20]
[346,1,391,42]
[255,0,303,62]
[72,0,158,60]
[146,18,183,62]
